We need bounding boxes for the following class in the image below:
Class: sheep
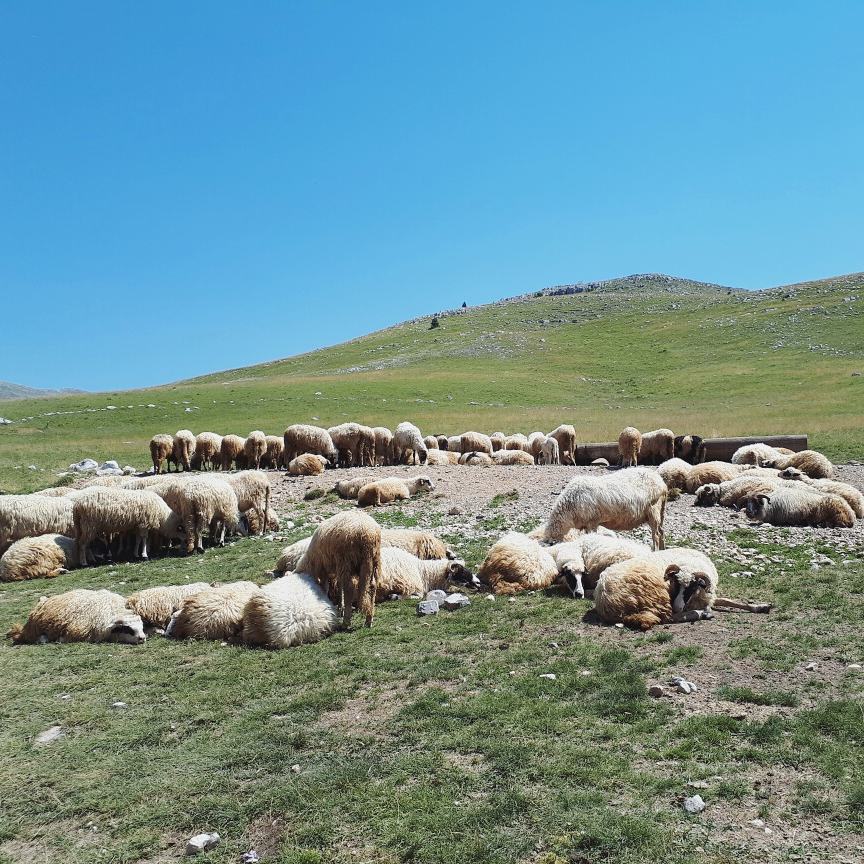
[551,532,650,599]
[539,467,668,550]
[172,429,196,472]
[357,476,435,507]
[393,422,428,465]
[504,433,530,452]
[536,437,559,466]
[328,423,372,468]
[593,557,714,631]
[731,442,789,466]
[478,532,559,596]
[149,433,174,474]
[0,495,75,554]
[765,450,834,479]
[426,450,458,465]
[460,451,493,466]
[261,435,285,470]
[436,435,451,450]
[166,581,259,641]
[528,431,546,462]
[296,510,381,628]
[274,536,312,575]
[126,582,211,629]
[548,425,577,465]
[8,589,146,645]
[244,431,267,470]
[376,548,477,600]
[373,427,395,466]
[33,487,74,497]
[460,431,493,456]
[283,424,339,466]
[288,454,329,476]
[673,434,705,464]
[489,432,506,452]
[446,435,463,453]
[242,507,281,535]
[618,427,642,468]
[694,474,790,508]
[638,428,675,465]
[380,528,454,561]
[423,435,439,450]
[0,534,78,582]
[191,432,223,471]
[223,470,271,536]
[335,476,376,499]
[659,459,745,493]
[778,469,864,517]
[744,489,855,528]
[491,450,535,466]
[72,487,184,566]
[242,573,339,648]
[220,434,247,471]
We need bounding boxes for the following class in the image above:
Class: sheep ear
[694,573,710,589]
[758,494,771,504]
[663,564,681,581]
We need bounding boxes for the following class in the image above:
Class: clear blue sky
[2,2,862,392]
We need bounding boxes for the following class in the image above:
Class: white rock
[804,661,817,671]
[69,458,99,473]
[484,594,496,601]
[111,701,127,709]
[539,673,557,680]
[443,592,471,610]
[290,764,301,773]
[186,832,220,855]
[34,725,64,746]
[241,853,260,864]
[750,818,765,828]
[847,663,861,670]
[683,795,706,814]
[417,600,439,616]
[0,417,11,425]
[425,589,448,604]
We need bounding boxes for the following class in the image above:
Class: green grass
[2,273,863,492]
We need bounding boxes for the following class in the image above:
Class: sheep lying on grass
[127,582,211,629]
[357,476,434,507]
[618,427,642,467]
[765,450,834,479]
[166,581,259,641]
[0,534,78,582]
[504,433,530,452]
[274,537,313,576]
[335,476,376,499]
[745,489,855,528]
[694,474,788,508]
[478,532,559,596]
[376,548,477,600]
[9,589,146,645]
[288,454,329,476]
[0,495,75,554]
[550,532,650,599]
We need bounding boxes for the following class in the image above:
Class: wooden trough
[575,434,808,466]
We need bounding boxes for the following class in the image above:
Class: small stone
[648,685,665,698]
[443,592,471,610]
[751,818,765,828]
[34,725,64,746]
[539,673,557,680]
[60,694,72,701]
[683,795,706,814]
[548,641,559,649]
[111,701,127,709]
[591,458,610,466]
[847,663,861,670]
[290,764,301,773]
[581,670,592,676]
[484,594,496,601]
[241,853,260,864]
[804,661,817,671]
[185,832,220,855]
[508,597,517,603]
[417,600,439,616]
[447,506,462,516]
[425,589,448,604]
[614,622,624,628]
[688,780,709,789]
[671,676,697,694]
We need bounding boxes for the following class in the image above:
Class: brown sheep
[357,476,434,507]
[618,427,642,468]
[548,424,577,465]
[172,430,196,472]
[191,432,222,471]
[478,532,559,596]
[149,434,174,474]
[244,431,267,470]
[165,581,260,641]
[288,454,329,476]
[220,434,247,471]
[638,428,675,465]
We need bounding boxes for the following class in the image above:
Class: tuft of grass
[716,685,800,707]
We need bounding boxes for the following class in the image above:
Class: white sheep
[731,442,791,466]
[0,495,75,554]
[460,431,493,456]
[460,451,493,466]
[334,476,376,499]
[446,435,463,453]
[126,582,211,629]
[527,431,546,462]
[376,547,477,599]
[288,454,329,476]
[357,476,434,507]
[491,450,534,466]
[694,474,789,508]
[172,429,196,472]
[373,427,394,466]
[0,534,78,582]
[659,459,746,493]
[262,434,285,470]
[618,427,642,467]
[273,536,313,576]
[222,470,271,536]
[244,431,267,470]
[504,433,530,452]
[166,581,260,641]
[638,428,674,465]
[551,532,650,599]
[548,424,577,465]
[778,470,864,517]
[283,424,339,465]
[393,422,428,465]
[426,450,458,465]
[477,532,559,596]
[539,436,560,466]
[744,488,855,528]
[766,450,834,479]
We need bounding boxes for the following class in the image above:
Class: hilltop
[0,272,862,492]
[0,381,86,402]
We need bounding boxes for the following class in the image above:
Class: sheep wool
[357,476,434,507]
[166,581,260,641]
[548,424,577,465]
[478,532,559,596]
[745,488,855,528]
[126,582,211,628]
[149,434,174,474]
[376,547,476,600]
[491,450,534,466]
[220,434,247,471]
[0,534,78,582]
[381,528,453,561]
[393,422,428,465]
[0,495,75,554]
[288,454,329,476]
[618,427,642,467]
[192,432,223,471]
[274,536,313,576]
[244,431,267,470]
[172,429,196,472]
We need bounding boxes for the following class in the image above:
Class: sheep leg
[622,611,661,631]
[713,597,772,614]
[341,577,355,630]
[138,532,149,560]
[78,538,90,568]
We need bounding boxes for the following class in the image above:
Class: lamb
[126,582,211,629]
[489,432,506,452]
[8,589,146,645]
[0,495,75,553]
[72,487,184,565]
[373,427,394,466]
[551,532,650,599]
[659,459,745,493]
[357,476,434,507]
[295,510,382,628]
[172,429,196,472]
[477,532,559,596]
[335,476,377,499]
[539,467,668,550]
[460,451,493,466]
[393,422,428,465]
[220,434,247,471]
[288,454,329,476]
[261,435,285,470]
[166,581,260,641]
[191,432,223,471]
[380,528,454,561]
[731,443,789,466]
[274,536,312,575]
[244,431,267,470]
[765,450,834,479]
[777,469,864,517]
[539,436,560,466]
[283,424,339,466]
[460,431,493,456]
[376,548,477,600]
[673,434,705,464]
[638,428,675,465]
[504,433,530,452]
[744,489,855,528]
[618,427,642,467]
[491,450,534,466]
[0,534,78,582]
[149,434,174,474]
[242,573,339,648]
[548,425,577,465]
[423,435,439,450]
[223,470,271,536]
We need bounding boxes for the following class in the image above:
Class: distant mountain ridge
[0,381,87,401]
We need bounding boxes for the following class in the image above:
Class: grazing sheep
[731,443,788,466]
[192,432,223,471]
[393,422,428,465]
[33,487,74,497]
[373,427,394,466]
[528,432,546,462]
[618,427,642,468]
[765,450,834,479]
[288,454,329,476]
[0,495,75,554]
[242,506,280,535]
[659,459,745,493]
[504,433,530,452]
[548,425,577,465]
[551,532,650,599]
[335,476,376,499]
[540,467,668,550]
[357,476,435,507]
[489,432,506,452]
[283,424,339,466]
[261,435,285,470]
[426,450,458,465]
[72,487,184,565]
[478,532,559,596]
[328,423,375,468]
[778,470,864,517]
[166,581,259,641]
[423,435,439,450]
[220,434,247,471]
[492,450,534,466]
[243,431,267,470]
[8,589,146,645]
[694,474,787,508]
[381,528,454,561]
[461,431,493,456]
[460,451,493,466]
[149,434,174,474]
[436,434,451,450]
[673,434,705,465]
[172,429,196,472]
[376,548,477,600]
[355,425,378,468]
[744,489,855,528]
[593,558,713,631]
[126,582,211,629]
[0,534,78,582]
[539,437,560,466]
[446,435,463,453]
[274,536,313,576]
[223,471,271,536]
[242,574,339,648]
[638,428,675,465]
[296,510,382,629]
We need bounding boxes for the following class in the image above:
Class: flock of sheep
[2,419,858,652]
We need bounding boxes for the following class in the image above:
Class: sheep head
[745,494,770,521]
[446,559,481,590]
[107,612,147,645]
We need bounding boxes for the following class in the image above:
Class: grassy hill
[1,272,862,492]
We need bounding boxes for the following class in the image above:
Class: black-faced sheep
[149,434,174,474]
[393,422,428,465]
[745,489,855,528]
[376,548,477,600]
[548,424,577,465]
[478,532,559,596]
[126,582,211,629]
[694,474,786,508]
[0,534,78,582]
[778,469,864,517]
[618,427,642,467]
[0,495,75,554]
[244,431,267,470]
[283,424,339,466]
[220,434,247,471]
[673,434,705,464]
[765,450,833,479]
[357,476,434,507]
[191,432,223,471]
[8,589,146,645]
[172,429,196,472]
[288,454,329,476]
[551,532,650,599]
[166,581,260,641]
